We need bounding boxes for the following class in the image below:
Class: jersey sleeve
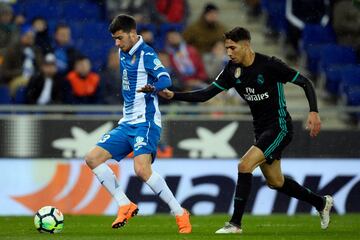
[268,56,300,83]
[211,65,233,91]
[143,51,170,81]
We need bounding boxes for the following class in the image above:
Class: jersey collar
[128,35,143,56]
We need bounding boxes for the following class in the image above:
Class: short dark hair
[55,23,70,33]
[224,27,251,42]
[75,55,89,63]
[109,14,137,34]
[203,3,219,14]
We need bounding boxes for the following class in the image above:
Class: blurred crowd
[0,0,358,108]
[0,0,234,106]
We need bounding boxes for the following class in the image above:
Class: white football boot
[215,222,242,234]
[319,195,334,229]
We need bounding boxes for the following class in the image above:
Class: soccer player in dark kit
[139,26,334,234]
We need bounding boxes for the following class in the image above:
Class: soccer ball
[34,206,64,233]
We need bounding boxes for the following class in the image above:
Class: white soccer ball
[34,206,64,233]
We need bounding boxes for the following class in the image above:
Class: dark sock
[276,177,325,211]
[229,172,252,226]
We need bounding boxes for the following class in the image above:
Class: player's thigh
[132,122,161,162]
[260,160,284,188]
[96,124,133,161]
[239,145,266,173]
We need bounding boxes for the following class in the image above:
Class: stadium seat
[305,43,334,75]
[301,24,336,53]
[61,2,102,21]
[339,66,360,100]
[14,86,27,104]
[319,45,357,73]
[261,0,287,34]
[320,46,357,95]
[323,64,352,96]
[301,25,336,75]
[0,86,11,104]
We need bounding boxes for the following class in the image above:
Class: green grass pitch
[0,214,359,239]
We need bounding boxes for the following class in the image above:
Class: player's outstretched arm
[159,84,222,102]
[137,75,172,93]
[292,74,321,137]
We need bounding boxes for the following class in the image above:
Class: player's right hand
[137,84,155,93]
[158,89,174,99]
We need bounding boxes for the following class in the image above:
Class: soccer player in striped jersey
[85,14,191,234]
[156,27,333,234]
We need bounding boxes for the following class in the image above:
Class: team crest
[131,55,136,64]
[257,74,265,85]
[134,136,147,150]
[234,67,241,78]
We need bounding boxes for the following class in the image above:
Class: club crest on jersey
[131,55,136,64]
[153,58,164,70]
[134,136,147,150]
[257,74,265,85]
[234,67,241,78]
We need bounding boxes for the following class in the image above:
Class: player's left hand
[137,84,155,93]
[306,111,321,138]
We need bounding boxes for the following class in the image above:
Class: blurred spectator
[64,56,101,104]
[244,0,262,18]
[139,28,155,49]
[1,25,42,95]
[99,48,123,104]
[183,3,226,54]
[53,23,82,75]
[202,40,228,80]
[156,0,189,24]
[0,3,19,51]
[333,0,360,56]
[158,50,181,89]
[31,17,52,54]
[165,29,208,90]
[106,0,165,24]
[25,53,64,104]
[285,0,330,60]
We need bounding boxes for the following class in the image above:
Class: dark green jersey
[213,53,299,130]
[173,52,318,132]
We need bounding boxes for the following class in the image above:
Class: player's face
[112,30,137,52]
[224,39,248,64]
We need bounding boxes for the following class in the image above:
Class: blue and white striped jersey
[118,36,170,127]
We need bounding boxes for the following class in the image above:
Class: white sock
[146,171,183,215]
[92,163,130,207]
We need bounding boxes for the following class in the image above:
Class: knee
[85,152,101,169]
[266,177,284,189]
[134,165,151,181]
[238,160,252,173]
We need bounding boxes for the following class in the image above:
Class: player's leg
[216,145,265,234]
[132,122,191,234]
[260,156,333,229]
[85,125,137,228]
[86,146,132,208]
